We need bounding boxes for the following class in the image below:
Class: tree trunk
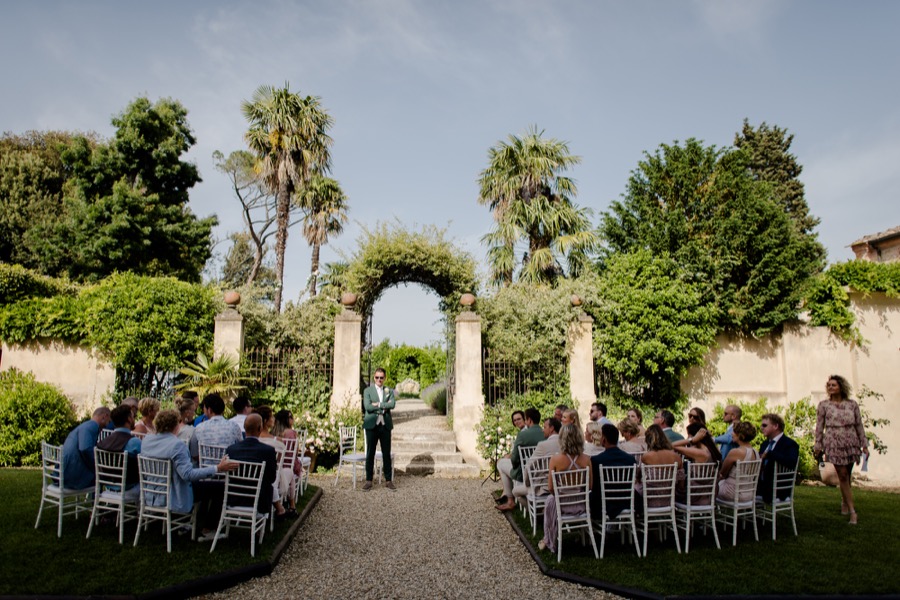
[273,180,291,313]
[308,242,320,297]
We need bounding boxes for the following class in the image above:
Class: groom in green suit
[362,368,396,491]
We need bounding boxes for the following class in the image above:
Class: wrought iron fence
[481,349,568,406]
[242,347,333,416]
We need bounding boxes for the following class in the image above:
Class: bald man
[225,414,278,514]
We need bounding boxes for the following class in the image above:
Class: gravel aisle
[202,474,621,600]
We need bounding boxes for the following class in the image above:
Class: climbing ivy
[804,260,900,344]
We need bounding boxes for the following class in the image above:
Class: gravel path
[201,474,621,600]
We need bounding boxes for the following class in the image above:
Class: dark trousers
[365,424,393,482]
[193,479,225,530]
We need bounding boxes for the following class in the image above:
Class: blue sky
[3,1,899,346]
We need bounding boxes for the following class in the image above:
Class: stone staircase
[390,398,481,478]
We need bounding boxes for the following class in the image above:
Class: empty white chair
[525,454,551,536]
[297,428,311,495]
[716,458,761,546]
[210,460,268,557]
[333,426,366,488]
[675,461,720,553]
[34,441,93,538]
[86,448,138,544]
[133,455,197,553]
[517,445,537,515]
[756,458,798,540]
[638,463,682,557]
[549,467,598,562]
[594,464,640,558]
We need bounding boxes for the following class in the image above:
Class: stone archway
[335,221,478,328]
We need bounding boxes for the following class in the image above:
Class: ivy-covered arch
[334,221,478,323]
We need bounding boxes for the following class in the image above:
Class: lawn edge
[1,487,323,600]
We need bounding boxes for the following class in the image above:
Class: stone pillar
[214,291,244,363]
[454,295,486,468]
[331,295,362,413]
[568,299,596,427]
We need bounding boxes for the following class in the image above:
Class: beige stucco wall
[0,341,115,415]
[681,292,899,483]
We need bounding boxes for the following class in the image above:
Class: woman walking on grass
[815,375,869,525]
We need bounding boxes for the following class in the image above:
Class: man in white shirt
[230,396,252,434]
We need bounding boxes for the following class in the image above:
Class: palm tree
[477,126,596,285]
[242,84,333,312]
[296,175,349,297]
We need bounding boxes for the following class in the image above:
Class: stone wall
[0,341,115,414]
[681,292,900,483]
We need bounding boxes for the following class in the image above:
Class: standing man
[758,413,799,501]
[62,406,111,490]
[362,368,396,491]
[714,404,742,457]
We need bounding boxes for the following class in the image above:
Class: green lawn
[0,469,316,596]
[512,485,900,596]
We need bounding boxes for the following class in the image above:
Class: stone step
[390,439,459,453]
[394,415,448,428]
[392,430,456,442]
[393,409,444,422]
[400,461,482,478]
[391,450,466,465]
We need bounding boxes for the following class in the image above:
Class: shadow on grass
[501,485,900,598]
[0,469,321,599]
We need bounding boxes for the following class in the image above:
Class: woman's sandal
[538,539,547,551]
[849,510,858,525]
[841,500,849,516]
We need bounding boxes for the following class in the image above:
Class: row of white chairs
[36,441,278,556]
[520,449,798,562]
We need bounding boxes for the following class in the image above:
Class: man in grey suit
[362,368,396,491]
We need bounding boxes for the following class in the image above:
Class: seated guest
[273,409,304,511]
[141,409,236,540]
[176,396,197,444]
[673,407,710,448]
[713,404,742,457]
[758,413,799,502]
[133,397,160,436]
[637,425,684,509]
[627,407,647,437]
[189,394,243,464]
[561,408,582,431]
[589,401,613,427]
[717,421,760,502]
[225,414,278,517]
[511,410,526,431]
[496,408,544,512]
[674,422,722,465]
[584,422,604,457]
[97,404,142,497]
[106,396,139,430]
[589,423,637,519]
[254,406,293,518]
[617,419,647,454]
[554,404,569,421]
[539,424,592,552]
[62,407,112,490]
[514,417,562,505]
[653,410,685,443]
[230,396,252,434]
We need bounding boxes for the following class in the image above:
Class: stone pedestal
[569,313,596,427]
[454,311,486,468]
[213,307,244,363]
[331,308,362,413]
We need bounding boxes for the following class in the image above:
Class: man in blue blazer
[590,424,637,518]
[758,413,799,501]
[362,368,396,491]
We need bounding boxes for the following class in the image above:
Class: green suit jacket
[510,425,544,482]
[362,384,396,430]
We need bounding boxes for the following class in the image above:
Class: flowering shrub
[299,404,362,456]
[475,391,564,461]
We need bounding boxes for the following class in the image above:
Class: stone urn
[223,291,241,308]
[340,292,357,308]
[460,293,476,308]
[570,294,582,307]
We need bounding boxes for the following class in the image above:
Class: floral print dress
[814,399,867,466]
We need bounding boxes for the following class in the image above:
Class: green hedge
[0,369,77,466]
[0,262,75,306]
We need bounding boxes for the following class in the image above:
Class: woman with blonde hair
[538,424,592,553]
[133,397,160,435]
[627,407,646,437]
[584,422,604,456]
[815,374,869,524]
[617,418,646,454]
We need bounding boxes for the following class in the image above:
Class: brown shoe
[362,481,373,491]
[385,481,396,491]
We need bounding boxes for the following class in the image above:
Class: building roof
[850,225,900,247]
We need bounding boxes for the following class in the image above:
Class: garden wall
[0,341,114,415]
[682,292,900,483]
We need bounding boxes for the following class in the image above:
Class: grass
[511,484,900,596]
[0,468,317,596]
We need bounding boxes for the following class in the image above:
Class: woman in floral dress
[814,375,869,524]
